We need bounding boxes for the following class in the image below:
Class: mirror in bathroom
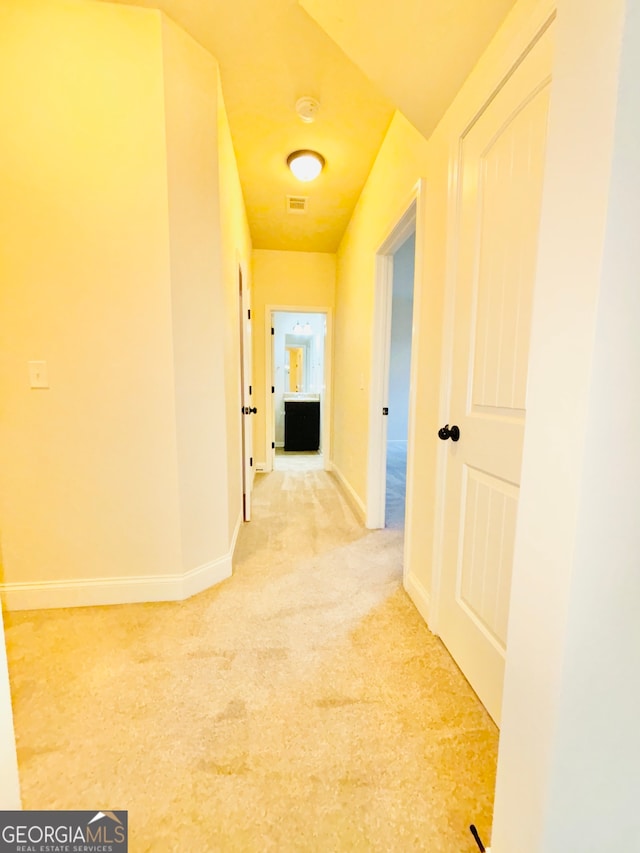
[286,345,305,392]
[285,337,311,392]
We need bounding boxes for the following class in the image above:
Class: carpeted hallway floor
[385,441,408,530]
[3,467,498,852]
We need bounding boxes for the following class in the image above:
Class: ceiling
[105,0,517,253]
[300,0,518,141]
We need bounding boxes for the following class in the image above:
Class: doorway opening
[266,308,332,473]
[385,232,415,529]
[367,184,422,534]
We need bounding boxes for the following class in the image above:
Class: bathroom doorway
[265,308,332,472]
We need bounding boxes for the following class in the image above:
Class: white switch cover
[28,361,49,389]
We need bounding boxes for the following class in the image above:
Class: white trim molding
[0,515,243,611]
[404,571,432,630]
[176,551,234,602]
[368,182,423,531]
[328,461,366,524]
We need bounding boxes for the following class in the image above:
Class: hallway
[4,470,497,851]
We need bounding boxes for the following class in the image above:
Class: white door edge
[402,180,428,587]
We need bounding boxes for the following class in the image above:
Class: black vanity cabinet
[284,400,320,451]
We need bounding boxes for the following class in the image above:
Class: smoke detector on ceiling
[295,96,320,123]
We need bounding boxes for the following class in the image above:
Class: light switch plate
[28,360,49,389]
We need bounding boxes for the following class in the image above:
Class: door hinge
[250,456,253,467]
[271,385,275,393]
[271,327,274,336]
[272,442,275,449]
[249,385,252,395]
[247,309,251,320]
[382,407,389,416]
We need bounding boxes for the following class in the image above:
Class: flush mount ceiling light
[287,150,325,182]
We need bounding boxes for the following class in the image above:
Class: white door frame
[367,180,425,536]
[264,305,333,472]
[238,260,254,520]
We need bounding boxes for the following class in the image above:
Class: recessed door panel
[472,88,550,415]
[438,21,554,724]
[458,466,519,651]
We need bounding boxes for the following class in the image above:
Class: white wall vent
[286,195,308,214]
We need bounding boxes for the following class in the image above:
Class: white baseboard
[1,573,185,611]
[0,516,242,611]
[181,554,232,600]
[255,460,267,472]
[404,570,431,627]
[328,461,366,523]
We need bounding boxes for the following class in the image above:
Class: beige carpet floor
[274,449,324,471]
[3,468,498,852]
[385,441,408,530]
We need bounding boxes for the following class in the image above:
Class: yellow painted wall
[251,250,336,464]
[0,1,182,590]
[0,0,249,604]
[217,80,253,544]
[161,18,229,570]
[333,112,429,503]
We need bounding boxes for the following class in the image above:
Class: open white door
[437,23,554,724]
[239,266,254,520]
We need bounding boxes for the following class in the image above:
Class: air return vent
[286,195,308,214]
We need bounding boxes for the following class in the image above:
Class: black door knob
[438,424,460,442]
[248,407,257,414]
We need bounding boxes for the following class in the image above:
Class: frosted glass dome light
[287,150,325,182]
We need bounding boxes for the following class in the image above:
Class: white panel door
[438,24,554,725]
